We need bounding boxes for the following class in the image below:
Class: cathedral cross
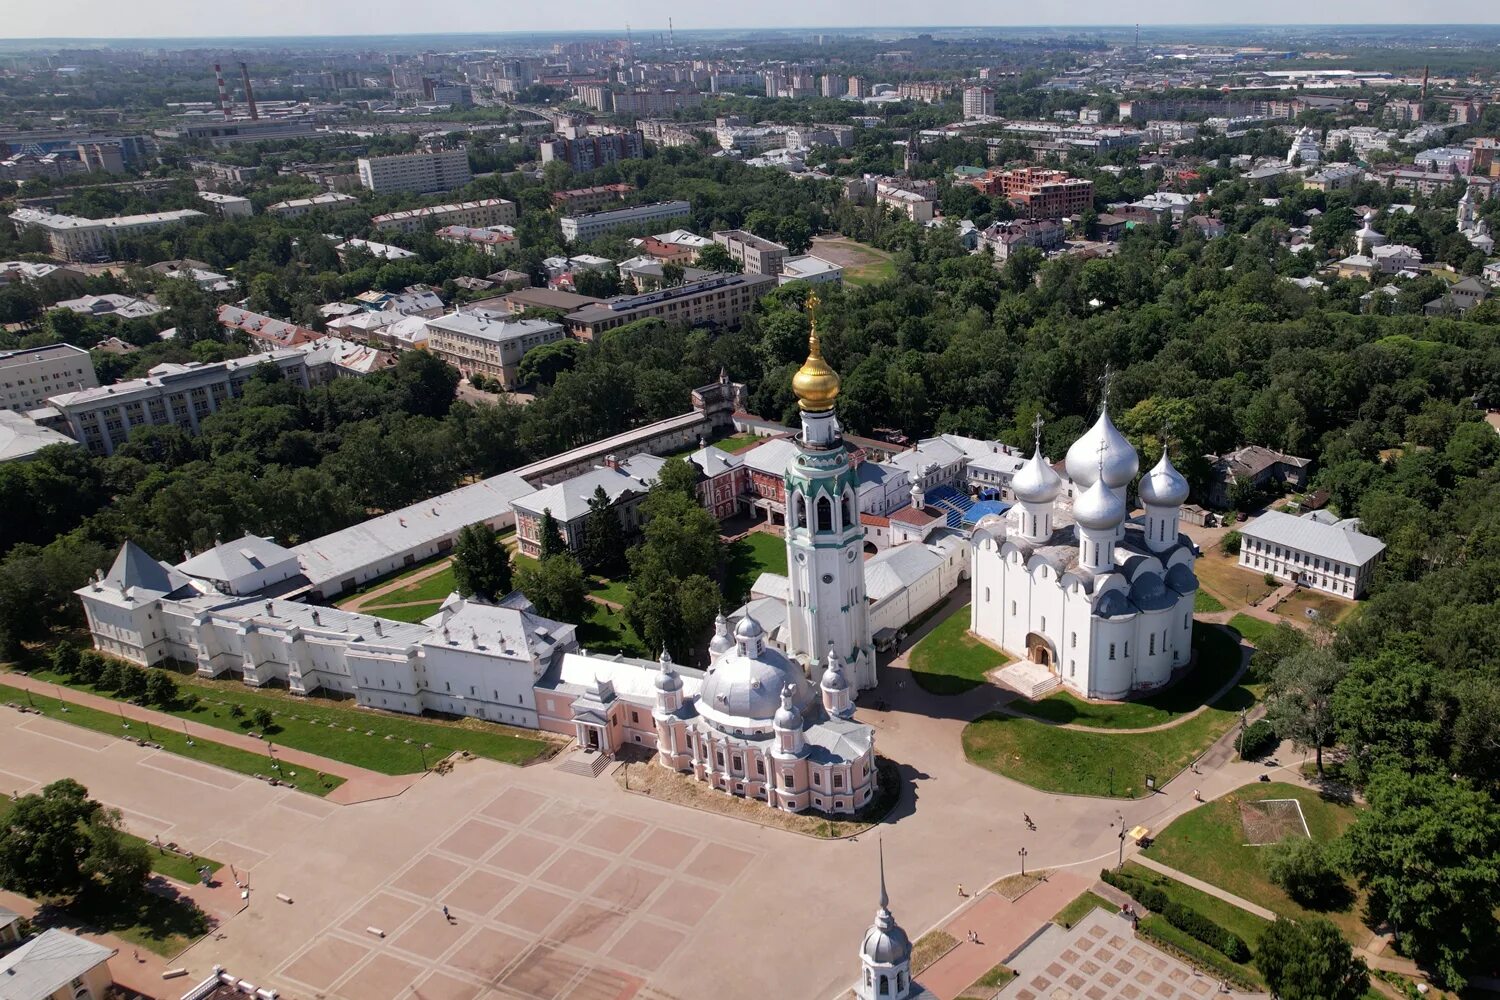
[1031,412,1045,448]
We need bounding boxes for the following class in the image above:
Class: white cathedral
[968,407,1199,701]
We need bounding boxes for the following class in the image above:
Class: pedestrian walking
[1193,788,1202,802]
[956,883,965,897]
[442,905,451,922]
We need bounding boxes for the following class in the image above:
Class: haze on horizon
[8,0,1499,40]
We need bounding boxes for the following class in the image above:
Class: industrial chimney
[214,63,232,120]
[240,61,260,120]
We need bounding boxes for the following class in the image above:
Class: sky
[7,0,1498,39]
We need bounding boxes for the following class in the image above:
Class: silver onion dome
[1138,449,1190,507]
[1073,476,1127,531]
[1065,408,1139,490]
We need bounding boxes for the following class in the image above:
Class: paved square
[683,844,755,885]
[335,953,423,1000]
[629,829,699,869]
[538,849,611,893]
[410,971,484,1000]
[443,868,518,918]
[606,920,685,972]
[551,901,626,952]
[389,915,464,961]
[499,943,586,1000]
[646,881,720,926]
[490,832,562,875]
[495,886,572,934]
[482,786,548,825]
[578,817,646,853]
[392,853,467,896]
[340,891,420,937]
[528,800,594,838]
[283,936,370,991]
[590,865,657,912]
[449,926,530,980]
[439,818,509,860]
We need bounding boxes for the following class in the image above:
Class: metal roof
[1240,510,1386,565]
[0,929,115,1000]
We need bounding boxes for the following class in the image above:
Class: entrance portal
[1024,632,1055,671]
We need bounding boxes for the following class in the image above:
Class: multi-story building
[564,272,777,340]
[897,82,951,104]
[976,219,1065,261]
[190,160,261,186]
[217,305,325,349]
[970,167,1095,220]
[847,76,870,99]
[1,344,98,413]
[356,148,472,195]
[962,86,995,119]
[197,191,253,218]
[713,230,788,275]
[1413,146,1473,175]
[538,131,645,172]
[8,207,206,263]
[77,142,126,173]
[512,465,653,558]
[821,75,848,98]
[876,186,935,223]
[560,200,691,242]
[551,184,635,215]
[1238,510,1385,599]
[370,198,517,234]
[264,192,357,218]
[611,90,704,115]
[41,345,350,455]
[423,313,565,388]
[435,225,517,256]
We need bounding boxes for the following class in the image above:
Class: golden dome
[792,291,840,411]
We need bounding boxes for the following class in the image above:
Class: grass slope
[1052,890,1118,929]
[1145,781,1369,943]
[908,607,1004,694]
[1121,861,1269,988]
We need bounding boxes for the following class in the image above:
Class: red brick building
[968,167,1094,220]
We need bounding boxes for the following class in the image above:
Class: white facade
[9,207,206,263]
[371,198,517,233]
[423,312,565,388]
[0,344,97,413]
[962,86,995,119]
[265,192,357,218]
[197,191,253,218]
[1237,510,1385,598]
[560,201,692,242]
[357,148,473,196]
[969,411,1199,701]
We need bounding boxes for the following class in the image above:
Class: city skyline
[8,1,1500,40]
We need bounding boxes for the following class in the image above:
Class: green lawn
[813,237,897,287]
[1009,625,1245,729]
[958,962,1016,998]
[908,606,1004,694]
[1121,861,1270,988]
[1194,590,1226,613]
[575,602,651,659]
[962,631,1256,797]
[722,531,788,604]
[0,682,345,796]
[129,834,222,885]
[1146,781,1369,944]
[365,566,457,607]
[22,668,554,775]
[335,557,446,608]
[366,602,443,623]
[667,431,764,457]
[1227,614,1277,646]
[588,575,632,606]
[1052,890,1117,929]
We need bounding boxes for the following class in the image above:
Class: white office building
[1,344,97,413]
[560,201,692,242]
[424,312,565,388]
[9,207,206,263]
[371,198,517,234]
[357,148,473,195]
[1237,510,1386,598]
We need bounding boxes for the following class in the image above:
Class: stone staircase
[555,747,613,778]
[993,660,1061,699]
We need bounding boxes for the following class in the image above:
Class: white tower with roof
[856,840,914,1000]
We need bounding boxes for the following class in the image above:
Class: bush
[144,670,178,709]
[116,665,147,701]
[95,660,123,691]
[1101,870,1247,962]
[1236,718,1278,759]
[48,642,80,678]
[1263,838,1342,909]
[1222,530,1242,555]
[73,651,104,685]
[1099,869,1169,912]
[251,707,274,731]
[1263,573,1277,587]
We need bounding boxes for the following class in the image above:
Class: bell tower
[784,292,876,691]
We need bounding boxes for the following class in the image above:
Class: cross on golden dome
[792,290,840,411]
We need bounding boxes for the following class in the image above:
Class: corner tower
[784,292,876,691]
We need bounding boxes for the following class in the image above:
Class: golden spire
[792,290,840,411]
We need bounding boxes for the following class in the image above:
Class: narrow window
[1109,643,1116,660]
[817,496,832,532]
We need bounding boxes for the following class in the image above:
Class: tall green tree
[538,509,567,560]
[0,778,96,898]
[1266,646,1347,775]
[517,553,589,622]
[579,487,626,576]
[1338,768,1500,988]
[451,522,513,602]
[1254,918,1368,1000]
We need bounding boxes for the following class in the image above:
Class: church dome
[734,614,764,640]
[654,649,683,693]
[1129,571,1176,611]
[1012,447,1063,504]
[821,653,849,692]
[1139,450,1190,508]
[1165,562,1199,594]
[773,685,803,730]
[1073,476,1127,532]
[1065,409,1139,490]
[699,638,814,722]
[791,292,839,412]
[708,612,734,657]
[862,913,912,965]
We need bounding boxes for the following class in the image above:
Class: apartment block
[898,82,951,103]
[538,131,645,172]
[197,191,253,218]
[371,198,517,234]
[563,272,777,340]
[9,207,206,263]
[424,313,565,388]
[357,148,472,196]
[435,225,517,256]
[551,184,635,215]
[969,166,1094,220]
[264,192,357,218]
[560,200,691,242]
[712,230,788,275]
[962,86,995,119]
[1,344,98,413]
[611,90,704,115]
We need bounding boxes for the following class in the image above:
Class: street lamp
[1018,847,1028,877]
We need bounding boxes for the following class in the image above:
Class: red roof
[890,504,939,526]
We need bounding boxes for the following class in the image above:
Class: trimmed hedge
[1100,869,1248,962]
[1235,718,1277,759]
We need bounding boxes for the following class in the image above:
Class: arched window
[897,972,906,992]
[865,970,873,987]
[817,496,833,532]
[841,492,852,530]
[795,495,807,529]
[879,975,890,996]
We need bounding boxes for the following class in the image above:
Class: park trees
[1262,838,1343,909]
[537,509,566,560]
[1338,768,1500,988]
[1266,646,1346,775]
[579,487,626,577]
[0,779,150,904]
[452,522,513,602]
[623,467,723,662]
[516,553,589,623]
[1254,917,1368,1000]
[695,242,742,273]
